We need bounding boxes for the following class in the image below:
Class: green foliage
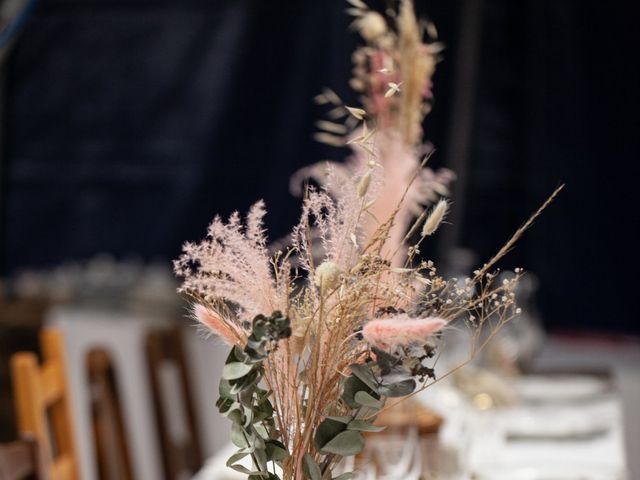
[372,344,436,385]
[303,454,322,480]
[311,343,437,467]
[315,418,349,452]
[318,430,365,456]
[218,311,437,479]
[217,311,292,479]
[313,364,381,460]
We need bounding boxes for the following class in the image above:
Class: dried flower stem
[473,184,564,281]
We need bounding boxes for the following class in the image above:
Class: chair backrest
[146,327,202,480]
[87,349,134,480]
[46,308,166,480]
[11,329,78,480]
[0,437,41,480]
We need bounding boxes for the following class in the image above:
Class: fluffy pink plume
[193,304,238,346]
[363,314,446,349]
[289,132,455,268]
[174,200,289,320]
[354,132,455,266]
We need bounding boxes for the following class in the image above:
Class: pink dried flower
[193,303,239,346]
[291,165,369,273]
[354,131,454,265]
[174,200,288,320]
[362,314,446,349]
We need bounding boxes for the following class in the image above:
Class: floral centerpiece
[174,1,560,478]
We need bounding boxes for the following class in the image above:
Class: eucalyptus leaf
[354,391,384,409]
[325,416,352,424]
[254,423,269,439]
[242,405,254,427]
[315,418,347,451]
[230,369,261,394]
[319,430,365,456]
[253,446,268,471]
[378,378,416,397]
[253,406,272,423]
[226,406,244,424]
[222,362,254,380]
[216,396,234,413]
[347,419,386,432]
[226,451,250,466]
[257,397,274,418]
[265,440,289,461]
[342,375,376,409]
[231,422,251,448]
[349,364,378,391]
[219,378,234,399]
[228,463,253,474]
[227,345,248,364]
[252,432,266,450]
[303,453,322,480]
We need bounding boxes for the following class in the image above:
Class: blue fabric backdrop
[2,0,637,332]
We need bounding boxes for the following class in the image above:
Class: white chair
[46,306,169,480]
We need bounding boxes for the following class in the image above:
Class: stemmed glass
[350,426,423,480]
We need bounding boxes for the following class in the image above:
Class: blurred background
[2,0,638,332]
[1,0,639,479]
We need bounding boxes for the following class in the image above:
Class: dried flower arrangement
[174,1,561,478]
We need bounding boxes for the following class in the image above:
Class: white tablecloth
[193,375,628,480]
[466,396,626,479]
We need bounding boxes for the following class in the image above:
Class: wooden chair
[0,436,41,480]
[0,294,48,443]
[11,329,78,480]
[146,327,202,480]
[87,349,133,480]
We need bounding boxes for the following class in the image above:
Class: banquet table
[192,374,628,480]
[461,378,627,479]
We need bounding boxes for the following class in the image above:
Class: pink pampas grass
[363,314,446,349]
[193,303,239,346]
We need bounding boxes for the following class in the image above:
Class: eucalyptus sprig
[306,343,437,478]
[216,311,291,479]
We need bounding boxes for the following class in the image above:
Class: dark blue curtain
[2,0,637,333]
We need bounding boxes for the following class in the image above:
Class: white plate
[473,461,623,480]
[504,410,610,440]
[517,375,609,403]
